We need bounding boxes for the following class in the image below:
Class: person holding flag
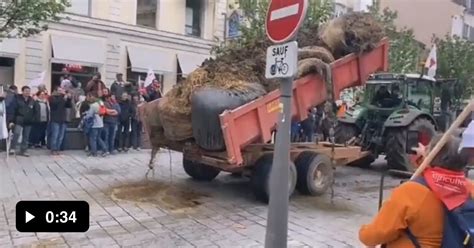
[140,69,162,102]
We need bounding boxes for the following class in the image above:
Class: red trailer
[141,38,389,202]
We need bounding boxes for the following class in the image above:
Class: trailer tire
[385,118,436,171]
[183,158,221,181]
[295,152,334,196]
[191,84,266,151]
[251,154,297,203]
[334,122,375,168]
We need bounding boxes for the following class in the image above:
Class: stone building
[0,0,228,93]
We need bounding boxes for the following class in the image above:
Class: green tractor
[334,73,452,171]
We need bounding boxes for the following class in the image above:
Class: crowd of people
[0,72,163,157]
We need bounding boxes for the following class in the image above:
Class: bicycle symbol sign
[265,41,298,79]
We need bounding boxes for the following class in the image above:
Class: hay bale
[318,17,346,55]
[142,99,162,129]
[297,58,327,79]
[319,12,383,58]
[158,97,193,141]
[343,12,384,54]
[298,46,335,63]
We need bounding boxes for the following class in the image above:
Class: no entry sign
[265,0,308,43]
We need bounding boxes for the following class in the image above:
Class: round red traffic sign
[265,0,308,43]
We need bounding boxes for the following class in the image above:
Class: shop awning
[0,38,20,57]
[127,45,175,73]
[51,35,105,66]
[177,53,210,75]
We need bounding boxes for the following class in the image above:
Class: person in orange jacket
[359,133,474,248]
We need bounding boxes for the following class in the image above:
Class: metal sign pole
[265,76,293,248]
[264,1,307,247]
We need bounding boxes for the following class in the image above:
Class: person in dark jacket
[49,86,72,155]
[117,92,133,152]
[300,108,317,142]
[102,93,120,154]
[110,73,133,99]
[9,86,36,156]
[130,94,143,150]
[30,90,50,148]
[5,85,18,126]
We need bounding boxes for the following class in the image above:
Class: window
[185,0,202,37]
[469,26,474,41]
[66,0,91,16]
[464,24,474,41]
[408,79,432,111]
[0,57,14,87]
[463,24,470,39]
[467,0,474,8]
[51,63,98,92]
[137,0,158,28]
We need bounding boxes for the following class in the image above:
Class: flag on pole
[424,44,437,78]
[29,71,46,88]
[143,69,155,88]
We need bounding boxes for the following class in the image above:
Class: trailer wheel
[295,152,334,196]
[251,154,297,203]
[183,158,221,181]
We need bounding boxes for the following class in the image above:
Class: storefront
[126,44,174,90]
[50,34,105,91]
[177,52,210,78]
[0,38,21,87]
[126,58,163,91]
[51,63,98,90]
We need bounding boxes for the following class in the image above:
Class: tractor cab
[363,73,435,113]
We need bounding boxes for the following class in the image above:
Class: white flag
[29,71,46,88]
[143,69,155,88]
[424,44,437,78]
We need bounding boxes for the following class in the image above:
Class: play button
[25,211,35,223]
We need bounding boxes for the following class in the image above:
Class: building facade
[0,0,228,93]
[451,0,474,41]
[334,0,373,15]
[380,0,464,45]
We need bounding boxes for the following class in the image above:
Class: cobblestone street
[0,149,400,247]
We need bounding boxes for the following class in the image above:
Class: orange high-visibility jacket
[359,180,474,248]
[337,104,346,117]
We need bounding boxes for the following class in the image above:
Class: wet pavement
[0,149,400,247]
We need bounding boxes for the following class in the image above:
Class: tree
[368,0,422,73]
[435,35,474,98]
[0,0,70,39]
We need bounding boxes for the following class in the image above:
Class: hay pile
[319,12,384,58]
[153,12,384,142]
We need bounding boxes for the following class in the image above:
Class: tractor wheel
[183,158,221,181]
[295,152,334,196]
[385,118,436,171]
[250,154,297,203]
[334,123,375,168]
